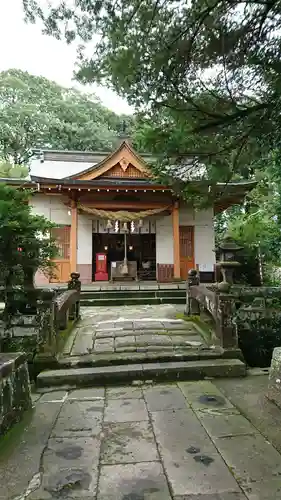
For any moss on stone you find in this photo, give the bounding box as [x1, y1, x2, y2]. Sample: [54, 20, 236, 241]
[1, 336, 37, 359]
[56, 319, 76, 354]
[0, 408, 33, 462]
[175, 313, 214, 344]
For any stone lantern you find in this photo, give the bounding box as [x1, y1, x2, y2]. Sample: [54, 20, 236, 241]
[217, 235, 243, 287]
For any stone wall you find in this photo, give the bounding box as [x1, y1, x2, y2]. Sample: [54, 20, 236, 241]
[268, 347, 281, 408]
[0, 353, 32, 435]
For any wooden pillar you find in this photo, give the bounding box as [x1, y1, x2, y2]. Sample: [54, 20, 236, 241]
[172, 201, 181, 279]
[70, 199, 78, 273]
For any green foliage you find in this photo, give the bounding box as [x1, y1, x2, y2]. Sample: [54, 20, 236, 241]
[0, 162, 28, 179]
[0, 69, 133, 165]
[0, 184, 57, 287]
[236, 305, 281, 367]
[22, 0, 281, 179]
[215, 166, 281, 283]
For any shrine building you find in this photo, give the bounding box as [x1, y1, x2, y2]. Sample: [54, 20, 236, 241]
[5, 141, 255, 285]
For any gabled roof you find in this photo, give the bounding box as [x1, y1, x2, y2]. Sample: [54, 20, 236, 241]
[65, 140, 151, 181]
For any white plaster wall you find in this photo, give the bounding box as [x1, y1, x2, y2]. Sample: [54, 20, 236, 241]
[30, 194, 70, 224]
[30, 159, 94, 179]
[156, 214, 174, 264]
[194, 207, 216, 270]
[179, 204, 195, 225]
[77, 213, 93, 265]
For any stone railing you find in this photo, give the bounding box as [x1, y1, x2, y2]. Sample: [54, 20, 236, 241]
[0, 352, 32, 435]
[55, 289, 80, 331]
[186, 270, 281, 364]
[0, 272, 81, 364]
[186, 271, 238, 349]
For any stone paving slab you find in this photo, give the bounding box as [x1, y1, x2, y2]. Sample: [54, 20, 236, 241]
[43, 436, 100, 469]
[4, 379, 281, 499]
[29, 468, 98, 499]
[94, 338, 114, 353]
[179, 381, 235, 410]
[198, 412, 259, 438]
[144, 385, 188, 411]
[243, 478, 281, 499]
[39, 390, 68, 403]
[151, 408, 241, 497]
[68, 388, 105, 400]
[104, 397, 149, 422]
[51, 400, 104, 437]
[106, 386, 143, 399]
[97, 462, 172, 500]
[101, 420, 158, 464]
[214, 433, 281, 484]
[172, 494, 247, 499]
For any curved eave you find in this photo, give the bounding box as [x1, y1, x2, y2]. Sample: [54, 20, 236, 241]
[214, 181, 257, 213]
[30, 175, 167, 190]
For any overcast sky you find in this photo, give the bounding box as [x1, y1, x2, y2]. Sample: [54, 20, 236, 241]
[0, 0, 133, 115]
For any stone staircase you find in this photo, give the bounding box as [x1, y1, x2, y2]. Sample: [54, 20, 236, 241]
[36, 305, 246, 388]
[79, 287, 186, 306]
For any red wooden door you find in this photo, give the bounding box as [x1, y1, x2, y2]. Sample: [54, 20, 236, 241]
[180, 226, 195, 280]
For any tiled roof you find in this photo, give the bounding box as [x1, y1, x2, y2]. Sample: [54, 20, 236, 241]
[30, 175, 160, 186]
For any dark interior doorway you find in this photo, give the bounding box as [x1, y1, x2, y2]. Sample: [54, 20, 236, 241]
[92, 233, 156, 281]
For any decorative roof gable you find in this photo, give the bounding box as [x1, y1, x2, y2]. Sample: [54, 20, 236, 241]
[66, 141, 151, 181]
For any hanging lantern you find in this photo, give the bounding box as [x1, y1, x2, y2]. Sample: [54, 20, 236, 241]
[106, 220, 113, 230]
[114, 220, 119, 233]
[138, 219, 143, 228]
[131, 221, 135, 233]
[123, 222, 128, 232]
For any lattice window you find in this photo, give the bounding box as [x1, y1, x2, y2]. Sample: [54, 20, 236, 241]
[51, 225, 70, 260]
[105, 163, 145, 178]
[180, 226, 194, 258]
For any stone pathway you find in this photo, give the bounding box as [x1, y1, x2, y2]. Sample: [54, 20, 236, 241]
[63, 305, 210, 359]
[2, 378, 281, 499]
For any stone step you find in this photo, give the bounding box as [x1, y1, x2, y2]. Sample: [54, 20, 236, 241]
[37, 358, 246, 388]
[80, 296, 186, 306]
[59, 348, 230, 369]
[80, 289, 186, 299]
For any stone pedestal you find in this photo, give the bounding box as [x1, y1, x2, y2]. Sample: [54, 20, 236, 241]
[267, 347, 281, 408]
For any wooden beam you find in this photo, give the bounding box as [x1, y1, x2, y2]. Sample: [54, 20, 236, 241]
[40, 185, 169, 192]
[78, 201, 172, 210]
[172, 201, 181, 279]
[70, 199, 78, 273]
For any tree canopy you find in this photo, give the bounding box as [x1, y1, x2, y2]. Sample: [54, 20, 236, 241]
[0, 162, 28, 179]
[0, 69, 133, 165]
[0, 184, 57, 287]
[22, 0, 281, 179]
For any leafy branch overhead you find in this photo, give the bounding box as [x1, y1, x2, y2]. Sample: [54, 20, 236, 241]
[23, 0, 281, 179]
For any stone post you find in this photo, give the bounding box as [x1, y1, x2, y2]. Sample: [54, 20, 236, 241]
[68, 272, 81, 292]
[185, 269, 200, 316]
[216, 293, 238, 348]
[68, 273, 81, 319]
